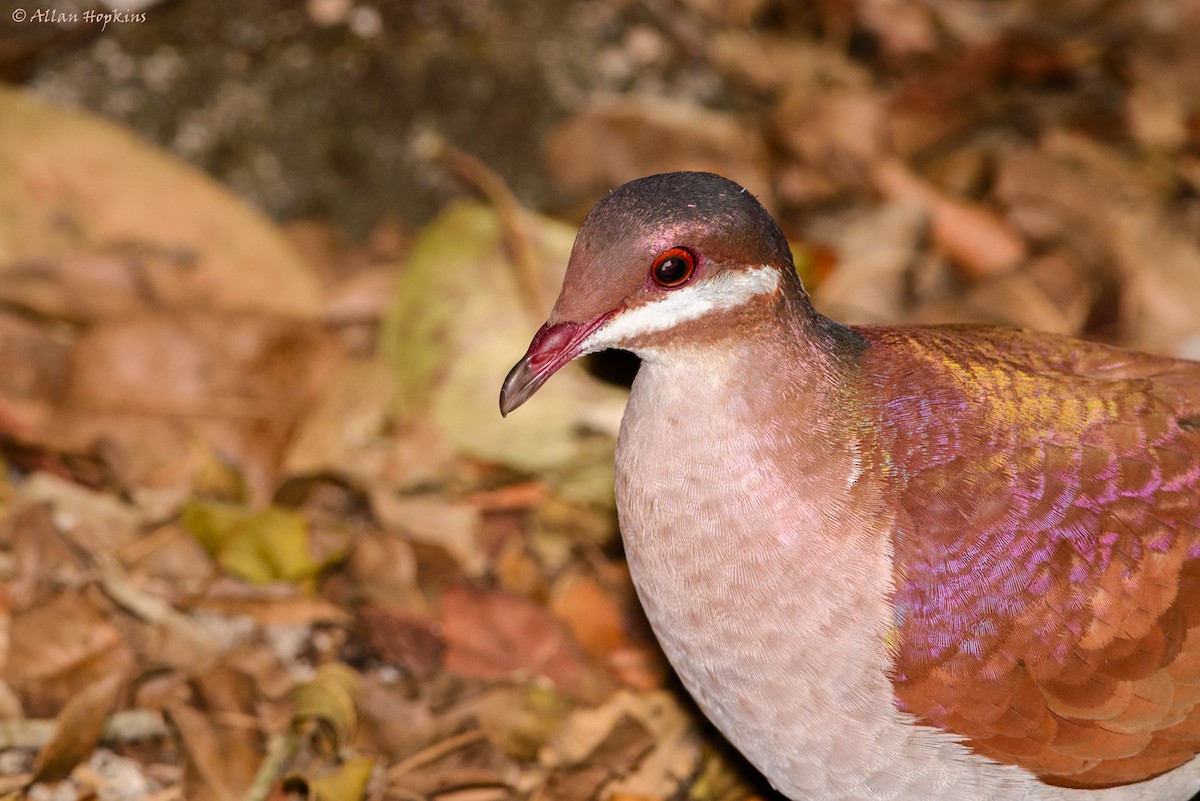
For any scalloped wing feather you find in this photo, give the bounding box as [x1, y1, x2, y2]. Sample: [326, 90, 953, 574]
[858, 326, 1200, 788]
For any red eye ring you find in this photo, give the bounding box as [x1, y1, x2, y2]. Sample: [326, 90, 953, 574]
[650, 247, 697, 288]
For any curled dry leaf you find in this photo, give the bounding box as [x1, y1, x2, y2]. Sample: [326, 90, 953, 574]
[292, 663, 361, 757]
[284, 755, 375, 801]
[31, 672, 123, 784]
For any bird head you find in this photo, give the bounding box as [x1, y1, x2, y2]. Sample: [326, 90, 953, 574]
[500, 172, 800, 415]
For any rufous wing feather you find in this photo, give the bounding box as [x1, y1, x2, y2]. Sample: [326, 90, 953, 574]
[858, 326, 1200, 788]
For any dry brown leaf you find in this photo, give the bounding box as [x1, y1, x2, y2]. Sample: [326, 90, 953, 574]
[1111, 209, 1200, 355]
[31, 672, 123, 784]
[3, 589, 133, 716]
[190, 595, 351, 628]
[122, 522, 217, 592]
[358, 604, 444, 679]
[773, 85, 885, 189]
[64, 310, 342, 502]
[549, 571, 628, 663]
[282, 359, 397, 484]
[355, 674, 438, 762]
[468, 685, 574, 763]
[884, 43, 1005, 156]
[13, 471, 141, 555]
[709, 32, 871, 95]
[169, 701, 261, 801]
[97, 558, 225, 676]
[372, 495, 484, 577]
[536, 715, 654, 801]
[873, 157, 1026, 279]
[543, 690, 702, 801]
[171, 664, 268, 800]
[493, 536, 545, 597]
[858, 0, 939, 59]
[809, 201, 926, 324]
[606, 646, 670, 692]
[0, 87, 322, 317]
[0, 588, 10, 688]
[341, 529, 421, 607]
[0, 311, 68, 438]
[4, 502, 86, 610]
[463, 481, 548, 512]
[680, 0, 767, 26]
[0, 247, 206, 325]
[441, 585, 606, 700]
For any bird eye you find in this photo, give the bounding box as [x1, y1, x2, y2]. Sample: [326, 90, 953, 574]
[650, 247, 696, 288]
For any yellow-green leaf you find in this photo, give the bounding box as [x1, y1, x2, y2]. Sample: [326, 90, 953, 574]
[292, 663, 361, 757]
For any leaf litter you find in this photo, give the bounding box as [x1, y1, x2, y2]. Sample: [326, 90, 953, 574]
[2, 2, 1200, 800]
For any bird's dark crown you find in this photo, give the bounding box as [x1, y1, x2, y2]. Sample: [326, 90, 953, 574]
[574, 171, 793, 271]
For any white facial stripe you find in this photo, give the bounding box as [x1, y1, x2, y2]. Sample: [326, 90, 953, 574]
[581, 265, 780, 353]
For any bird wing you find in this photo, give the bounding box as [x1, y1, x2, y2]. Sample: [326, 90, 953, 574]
[858, 325, 1200, 788]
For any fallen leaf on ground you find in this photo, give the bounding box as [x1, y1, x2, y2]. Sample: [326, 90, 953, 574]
[169, 700, 262, 801]
[549, 571, 628, 663]
[873, 157, 1026, 279]
[536, 715, 654, 801]
[3, 589, 133, 717]
[381, 200, 625, 474]
[31, 672, 123, 784]
[441, 585, 606, 700]
[0, 87, 322, 316]
[293, 663, 361, 757]
[358, 604, 444, 679]
[284, 754, 375, 801]
[184, 501, 343, 586]
[370, 495, 484, 577]
[809, 201, 926, 324]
